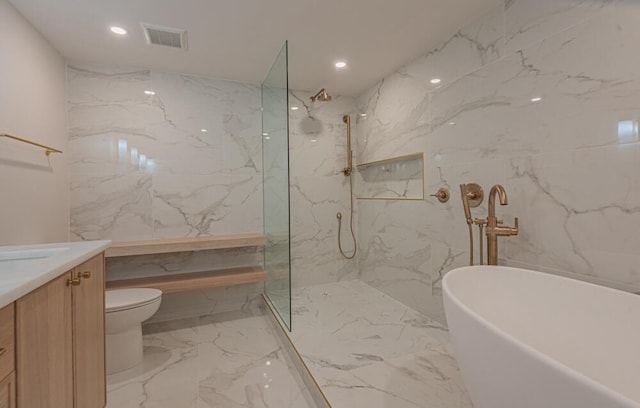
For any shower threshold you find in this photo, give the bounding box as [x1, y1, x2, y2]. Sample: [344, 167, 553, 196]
[264, 280, 473, 408]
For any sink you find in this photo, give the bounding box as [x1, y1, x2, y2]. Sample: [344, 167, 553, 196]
[0, 247, 69, 262]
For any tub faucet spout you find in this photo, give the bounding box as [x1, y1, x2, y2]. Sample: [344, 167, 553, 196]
[486, 184, 518, 265]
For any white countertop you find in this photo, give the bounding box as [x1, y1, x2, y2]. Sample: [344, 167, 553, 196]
[0, 240, 111, 308]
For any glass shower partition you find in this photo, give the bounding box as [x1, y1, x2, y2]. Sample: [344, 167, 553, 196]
[262, 42, 291, 330]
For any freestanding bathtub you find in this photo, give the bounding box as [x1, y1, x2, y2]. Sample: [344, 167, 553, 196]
[443, 266, 640, 408]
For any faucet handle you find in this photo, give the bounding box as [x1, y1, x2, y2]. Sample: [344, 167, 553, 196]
[510, 217, 519, 235]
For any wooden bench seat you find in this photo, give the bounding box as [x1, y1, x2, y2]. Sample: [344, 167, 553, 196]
[105, 233, 267, 292]
[106, 266, 266, 293]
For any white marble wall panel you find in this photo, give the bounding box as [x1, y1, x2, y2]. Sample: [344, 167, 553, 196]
[357, 200, 435, 318]
[505, 0, 616, 54]
[153, 173, 262, 238]
[70, 172, 153, 241]
[431, 6, 640, 166]
[405, 4, 505, 86]
[356, 4, 505, 165]
[505, 144, 640, 287]
[289, 91, 359, 288]
[356, 77, 431, 164]
[69, 63, 263, 241]
[68, 63, 263, 322]
[356, 0, 640, 325]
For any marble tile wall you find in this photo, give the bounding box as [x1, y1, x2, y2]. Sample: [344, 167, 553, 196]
[68, 64, 264, 321]
[356, 0, 640, 325]
[288, 91, 359, 287]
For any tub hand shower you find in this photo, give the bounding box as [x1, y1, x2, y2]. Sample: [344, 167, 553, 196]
[459, 183, 483, 265]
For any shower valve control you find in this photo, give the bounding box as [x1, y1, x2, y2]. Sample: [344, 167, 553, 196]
[430, 188, 450, 203]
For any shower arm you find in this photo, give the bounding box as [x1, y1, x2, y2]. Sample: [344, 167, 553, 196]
[342, 115, 352, 176]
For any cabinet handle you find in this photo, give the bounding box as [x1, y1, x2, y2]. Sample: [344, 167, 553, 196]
[66, 277, 81, 286]
[80, 271, 91, 279]
[0, 348, 5, 357]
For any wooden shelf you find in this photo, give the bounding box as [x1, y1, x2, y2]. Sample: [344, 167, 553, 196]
[105, 266, 266, 293]
[105, 233, 265, 258]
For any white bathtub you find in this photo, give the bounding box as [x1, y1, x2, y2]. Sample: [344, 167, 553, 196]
[443, 266, 640, 408]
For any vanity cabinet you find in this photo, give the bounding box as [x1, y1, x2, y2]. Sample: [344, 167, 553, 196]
[0, 303, 15, 408]
[16, 273, 73, 407]
[15, 253, 105, 408]
[0, 373, 16, 408]
[71, 254, 106, 408]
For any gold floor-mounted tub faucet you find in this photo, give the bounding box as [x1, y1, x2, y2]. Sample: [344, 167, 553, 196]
[485, 184, 519, 265]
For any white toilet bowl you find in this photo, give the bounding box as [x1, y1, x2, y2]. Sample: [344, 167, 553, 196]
[105, 288, 162, 374]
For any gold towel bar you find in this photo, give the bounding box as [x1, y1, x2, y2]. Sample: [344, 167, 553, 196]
[0, 133, 63, 156]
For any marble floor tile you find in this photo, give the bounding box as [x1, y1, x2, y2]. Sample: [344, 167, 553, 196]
[287, 280, 472, 408]
[106, 324, 199, 408]
[107, 309, 316, 408]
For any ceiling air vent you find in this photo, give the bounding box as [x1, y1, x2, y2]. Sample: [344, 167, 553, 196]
[141, 23, 188, 50]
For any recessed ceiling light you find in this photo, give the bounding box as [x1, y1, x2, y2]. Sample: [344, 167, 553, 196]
[359, 113, 367, 117]
[430, 78, 442, 84]
[265, 136, 271, 140]
[531, 97, 542, 102]
[200, 128, 207, 133]
[449, 121, 456, 126]
[110, 26, 127, 35]
[311, 139, 317, 143]
[335, 61, 347, 69]
[262, 132, 269, 136]
[144, 90, 155, 95]
[291, 106, 299, 111]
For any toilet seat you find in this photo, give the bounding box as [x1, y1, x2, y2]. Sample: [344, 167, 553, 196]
[106, 288, 163, 313]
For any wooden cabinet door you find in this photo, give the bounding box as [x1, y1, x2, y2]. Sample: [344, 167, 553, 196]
[0, 304, 15, 382]
[72, 254, 106, 408]
[16, 273, 73, 408]
[0, 372, 15, 408]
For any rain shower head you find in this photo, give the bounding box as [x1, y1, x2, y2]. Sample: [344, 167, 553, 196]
[310, 88, 332, 102]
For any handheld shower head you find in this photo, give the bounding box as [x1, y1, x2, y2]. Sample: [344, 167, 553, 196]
[310, 88, 332, 102]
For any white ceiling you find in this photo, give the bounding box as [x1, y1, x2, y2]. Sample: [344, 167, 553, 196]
[9, 0, 501, 96]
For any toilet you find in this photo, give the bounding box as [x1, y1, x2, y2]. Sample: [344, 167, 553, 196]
[105, 288, 163, 374]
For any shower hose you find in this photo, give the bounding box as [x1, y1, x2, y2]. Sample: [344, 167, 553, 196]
[337, 171, 357, 259]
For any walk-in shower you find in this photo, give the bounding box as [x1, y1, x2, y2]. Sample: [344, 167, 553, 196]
[308, 88, 357, 260]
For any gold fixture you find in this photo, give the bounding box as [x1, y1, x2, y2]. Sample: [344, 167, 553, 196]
[80, 271, 92, 279]
[430, 187, 450, 203]
[310, 88, 332, 102]
[0, 133, 63, 156]
[337, 114, 356, 259]
[460, 183, 484, 265]
[473, 218, 487, 265]
[67, 276, 82, 286]
[0, 348, 5, 357]
[342, 115, 353, 176]
[485, 184, 519, 265]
